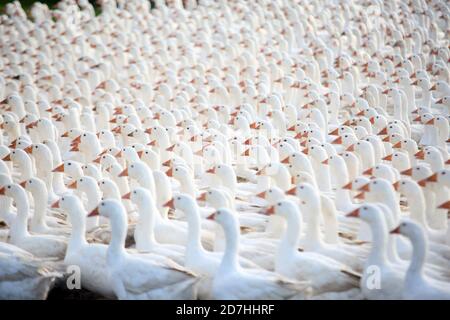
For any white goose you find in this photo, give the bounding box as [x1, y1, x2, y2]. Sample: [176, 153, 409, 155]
[88, 199, 199, 300]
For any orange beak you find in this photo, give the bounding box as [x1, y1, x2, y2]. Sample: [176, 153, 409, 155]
[392, 181, 400, 191]
[265, 206, 275, 215]
[88, 206, 99, 217]
[281, 157, 290, 164]
[51, 200, 60, 209]
[346, 208, 360, 218]
[378, 127, 388, 135]
[2, 154, 11, 161]
[166, 144, 175, 152]
[122, 192, 131, 200]
[256, 167, 265, 176]
[390, 226, 401, 234]
[346, 144, 354, 152]
[72, 135, 81, 144]
[70, 144, 79, 152]
[24, 145, 33, 154]
[163, 198, 175, 209]
[401, 168, 413, 176]
[206, 213, 215, 220]
[415, 150, 424, 159]
[331, 136, 342, 144]
[417, 179, 427, 187]
[197, 193, 207, 201]
[354, 192, 365, 200]
[329, 128, 339, 135]
[52, 163, 64, 172]
[392, 141, 402, 148]
[363, 168, 373, 175]
[426, 173, 438, 182]
[342, 182, 352, 190]
[241, 149, 250, 157]
[119, 168, 128, 177]
[68, 180, 77, 189]
[19, 181, 27, 188]
[382, 154, 393, 161]
[206, 167, 216, 174]
[322, 158, 329, 165]
[437, 201, 450, 210]
[256, 191, 266, 199]
[425, 118, 434, 125]
[286, 186, 296, 195]
[166, 168, 173, 177]
[359, 183, 370, 192]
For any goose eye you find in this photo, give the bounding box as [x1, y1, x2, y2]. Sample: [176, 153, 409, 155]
[133, 191, 136, 194]
[177, 197, 180, 200]
[68, 163, 71, 165]
[80, 179, 83, 182]
[62, 197, 64, 201]
[102, 181, 105, 184]
[101, 202, 105, 206]
[131, 165, 134, 168]
[7, 186, 11, 189]
[277, 202, 281, 206]
[363, 206, 367, 210]
[442, 172, 446, 175]
[402, 182, 405, 185]
[373, 181, 377, 184]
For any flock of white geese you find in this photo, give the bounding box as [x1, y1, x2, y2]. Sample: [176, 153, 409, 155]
[0, 0, 449, 300]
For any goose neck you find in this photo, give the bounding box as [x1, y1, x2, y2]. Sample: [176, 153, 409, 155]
[406, 231, 427, 278]
[67, 205, 88, 251]
[219, 220, 240, 274]
[279, 212, 301, 256]
[366, 217, 388, 267]
[185, 204, 205, 255]
[10, 191, 30, 239]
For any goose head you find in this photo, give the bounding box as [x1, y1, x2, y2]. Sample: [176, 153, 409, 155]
[127, 187, 154, 209]
[390, 220, 425, 242]
[207, 208, 237, 231]
[54, 194, 85, 222]
[346, 203, 385, 225]
[270, 199, 300, 222]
